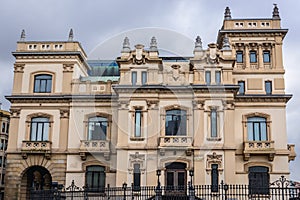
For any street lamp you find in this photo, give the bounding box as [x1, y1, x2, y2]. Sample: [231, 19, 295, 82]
[156, 169, 161, 187]
[189, 169, 194, 186]
[122, 182, 127, 200]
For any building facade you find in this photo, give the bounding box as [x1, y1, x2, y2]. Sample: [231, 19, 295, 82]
[4, 5, 296, 199]
[0, 109, 9, 199]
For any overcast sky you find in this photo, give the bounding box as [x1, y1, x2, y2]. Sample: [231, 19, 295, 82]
[0, 0, 300, 181]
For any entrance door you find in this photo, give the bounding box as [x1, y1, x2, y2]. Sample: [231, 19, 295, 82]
[165, 162, 187, 194]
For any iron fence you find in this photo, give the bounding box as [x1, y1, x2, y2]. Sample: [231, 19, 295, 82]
[30, 176, 300, 200]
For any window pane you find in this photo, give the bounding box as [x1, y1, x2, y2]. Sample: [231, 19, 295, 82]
[135, 110, 141, 137]
[37, 123, 43, 141]
[205, 71, 211, 85]
[263, 51, 270, 63]
[265, 81, 272, 95]
[260, 122, 267, 140]
[247, 122, 254, 141]
[30, 123, 37, 141]
[165, 110, 186, 136]
[238, 81, 245, 94]
[177, 172, 185, 187]
[247, 117, 267, 141]
[133, 164, 141, 191]
[46, 79, 52, 92]
[211, 110, 217, 137]
[236, 51, 243, 63]
[142, 71, 147, 85]
[132, 72, 137, 85]
[88, 117, 108, 140]
[166, 172, 174, 187]
[43, 123, 49, 141]
[215, 71, 221, 84]
[250, 51, 257, 63]
[211, 164, 219, 192]
[34, 75, 52, 93]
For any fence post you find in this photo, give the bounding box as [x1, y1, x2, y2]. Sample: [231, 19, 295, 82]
[122, 182, 127, 200]
[189, 181, 195, 200]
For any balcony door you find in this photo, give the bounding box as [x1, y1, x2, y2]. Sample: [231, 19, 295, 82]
[165, 162, 187, 194]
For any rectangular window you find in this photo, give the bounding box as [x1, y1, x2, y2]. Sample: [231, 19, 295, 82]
[0, 157, 2, 167]
[238, 81, 245, 95]
[30, 117, 49, 141]
[265, 81, 272, 95]
[0, 140, 3, 150]
[135, 110, 142, 137]
[6, 123, 9, 134]
[34, 74, 52, 93]
[263, 51, 270, 63]
[211, 164, 219, 192]
[215, 71, 221, 84]
[133, 164, 141, 191]
[1, 123, 5, 133]
[86, 166, 105, 192]
[141, 71, 147, 85]
[249, 166, 269, 195]
[211, 110, 217, 138]
[247, 117, 267, 141]
[250, 51, 257, 63]
[205, 71, 211, 85]
[236, 51, 243, 63]
[132, 72, 137, 85]
[165, 110, 187, 136]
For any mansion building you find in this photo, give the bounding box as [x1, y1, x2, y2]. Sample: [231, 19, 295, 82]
[4, 5, 296, 199]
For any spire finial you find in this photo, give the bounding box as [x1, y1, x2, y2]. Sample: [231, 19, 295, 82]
[272, 3, 280, 19]
[149, 36, 158, 51]
[20, 29, 26, 41]
[222, 34, 231, 50]
[194, 36, 203, 51]
[68, 29, 74, 41]
[224, 7, 232, 20]
[122, 37, 131, 52]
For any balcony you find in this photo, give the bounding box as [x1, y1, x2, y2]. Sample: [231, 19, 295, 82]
[159, 136, 193, 156]
[21, 141, 52, 159]
[243, 140, 275, 161]
[79, 140, 110, 161]
[288, 144, 296, 161]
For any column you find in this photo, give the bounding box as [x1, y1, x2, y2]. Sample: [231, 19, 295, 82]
[62, 64, 74, 93]
[59, 109, 69, 151]
[244, 44, 250, 68]
[272, 43, 276, 69]
[12, 64, 25, 94]
[258, 44, 263, 69]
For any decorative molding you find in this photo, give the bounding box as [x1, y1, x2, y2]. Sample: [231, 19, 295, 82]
[14, 63, 25, 73]
[63, 63, 74, 72]
[60, 109, 70, 118]
[206, 152, 223, 174]
[128, 152, 146, 174]
[10, 108, 21, 118]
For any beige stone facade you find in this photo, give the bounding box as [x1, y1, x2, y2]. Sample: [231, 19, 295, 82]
[0, 109, 9, 199]
[4, 5, 296, 199]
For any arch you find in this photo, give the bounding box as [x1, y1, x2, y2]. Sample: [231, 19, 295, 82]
[30, 71, 55, 93]
[25, 113, 54, 142]
[244, 161, 273, 173]
[160, 157, 192, 170]
[20, 165, 52, 200]
[82, 160, 110, 173]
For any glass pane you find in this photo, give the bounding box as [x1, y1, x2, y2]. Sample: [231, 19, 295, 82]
[211, 110, 217, 137]
[135, 110, 141, 137]
[34, 80, 40, 92]
[46, 79, 52, 92]
[132, 72, 137, 85]
[211, 164, 219, 192]
[37, 123, 43, 141]
[238, 81, 245, 94]
[261, 122, 267, 140]
[215, 71, 221, 84]
[167, 172, 174, 187]
[265, 81, 272, 94]
[254, 122, 260, 141]
[263, 51, 270, 63]
[142, 71, 147, 85]
[165, 110, 186, 136]
[236, 51, 243, 63]
[247, 122, 254, 141]
[43, 123, 49, 141]
[205, 71, 211, 85]
[40, 80, 46, 92]
[250, 51, 257, 63]
[178, 172, 185, 187]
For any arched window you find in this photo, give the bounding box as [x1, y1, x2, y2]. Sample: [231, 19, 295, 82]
[165, 109, 186, 136]
[85, 165, 105, 192]
[34, 74, 52, 93]
[247, 117, 267, 141]
[249, 166, 269, 194]
[30, 117, 49, 141]
[88, 117, 107, 140]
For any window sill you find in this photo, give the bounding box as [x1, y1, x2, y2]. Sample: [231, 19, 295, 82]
[207, 137, 221, 141]
[130, 137, 145, 141]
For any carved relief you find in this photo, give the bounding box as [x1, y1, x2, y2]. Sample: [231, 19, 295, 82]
[128, 152, 146, 174]
[60, 109, 70, 118]
[14, 63, 25, 73]
[10, 108, 21, 118]
[63, 64, 74, 72]
[206, 152, 223, 174]
[171, 65, 180, 81]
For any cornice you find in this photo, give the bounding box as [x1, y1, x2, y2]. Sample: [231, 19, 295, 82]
[235, 94, 292, 103]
